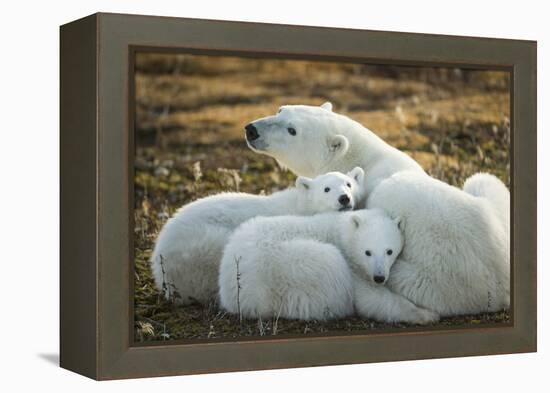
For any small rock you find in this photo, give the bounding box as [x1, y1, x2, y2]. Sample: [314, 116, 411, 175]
[154, 166, 170, 177]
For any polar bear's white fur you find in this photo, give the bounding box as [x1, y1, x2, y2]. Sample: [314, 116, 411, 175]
[245, 103, 510, 316]
[151, 168, 365, 305]
[370, 171, 509, 315]
[463, 172, 510, 235]
[245, 101, 424, 195]
[219, 209, 439, 324]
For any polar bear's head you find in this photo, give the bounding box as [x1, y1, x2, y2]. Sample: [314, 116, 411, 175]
[344, 209, 403, 285]
[245, 102, 349, 177]
[296, 167, 365, 213]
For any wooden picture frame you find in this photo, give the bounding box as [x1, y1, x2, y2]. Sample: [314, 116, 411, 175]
[60, 12, 537, 380]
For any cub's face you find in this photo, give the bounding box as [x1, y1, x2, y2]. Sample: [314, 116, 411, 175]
[296, 167, 365, 213]
[346, 210, 403, 285]
[244, 102, 349, 177]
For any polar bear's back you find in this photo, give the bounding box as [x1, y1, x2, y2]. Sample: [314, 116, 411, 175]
[173, 192, 278, 227]
[369, 170, 486, 217]
[228, 212, 339, 248]
[150, 192, 278, 304]
[368, 171, 504, 260]
[463, 173, 510, 234]
[152, 192, 276, 265]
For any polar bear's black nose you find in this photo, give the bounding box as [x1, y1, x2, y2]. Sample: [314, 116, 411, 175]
[373, 275, 385, 284]
[245, 123, 260, 141]
[338, 194, 350, 206]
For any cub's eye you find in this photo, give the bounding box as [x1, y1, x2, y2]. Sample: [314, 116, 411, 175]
[278, 108, 282, 113]
[324, 187, 330, 193]
[346, 182, 351, 188]
[365, 250, 372, 256]
[387, 249, 393, 256]
[287, 127, 297, 136]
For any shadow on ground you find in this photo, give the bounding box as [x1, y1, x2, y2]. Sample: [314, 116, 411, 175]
[38, 353, 59, 366]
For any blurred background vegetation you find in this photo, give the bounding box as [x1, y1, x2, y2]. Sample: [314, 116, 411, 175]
[134, 53, 510, 343]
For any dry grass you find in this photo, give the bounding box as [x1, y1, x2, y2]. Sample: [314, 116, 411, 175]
[133, 53, 510, 343]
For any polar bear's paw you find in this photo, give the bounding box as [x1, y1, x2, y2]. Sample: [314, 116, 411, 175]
[410, 307, 440, 325]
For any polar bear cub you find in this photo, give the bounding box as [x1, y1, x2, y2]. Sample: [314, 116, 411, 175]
[219, 209, 439, 324]
[151, 167, 366, 305]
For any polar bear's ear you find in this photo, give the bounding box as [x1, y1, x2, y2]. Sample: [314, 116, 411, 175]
[393, 216, 404, 231]
[328, 135, 349, 156]
[320, 102, 333, 112]
[296, 176, 312, 191]
[350, 214, 361, 229]
[348, 167, 365, 186]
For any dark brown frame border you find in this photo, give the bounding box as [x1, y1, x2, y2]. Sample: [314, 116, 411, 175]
[60, 12, 537, 380]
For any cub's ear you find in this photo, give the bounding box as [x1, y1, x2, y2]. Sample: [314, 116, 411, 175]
[393, 216, 404, 231]
[296, 176, 312, 190]
[320, 101, 333, 112]
[347, 166, 364, 185]
[328, 135, 349, 156]
[350, 214, 361, 229]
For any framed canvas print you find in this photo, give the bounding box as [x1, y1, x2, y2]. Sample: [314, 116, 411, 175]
[60, 13, 537, 380]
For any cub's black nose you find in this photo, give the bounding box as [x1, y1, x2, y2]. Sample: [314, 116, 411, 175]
[338, 194, 350, 206]
[373, 275, 385, 284]
[245, 123, 259, 141]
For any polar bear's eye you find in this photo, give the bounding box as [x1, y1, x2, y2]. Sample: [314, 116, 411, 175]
[365, 250, 372, 256]
[324, 187, 330, 193]
[287, 127, 297, 136]
[346, 182, 351, 188]
[387, 249, 393, 256]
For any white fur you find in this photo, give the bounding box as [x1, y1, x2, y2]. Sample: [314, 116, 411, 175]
[370, 171, 509, 316]
[246, 102, 424, 195]
[151, 168, 365, 305]
[246, 103, 510, 317]
[219, 209, 438, 323]
[463, 172, 510, 235]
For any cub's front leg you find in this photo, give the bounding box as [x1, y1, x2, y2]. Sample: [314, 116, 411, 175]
[352, 276, 439, 324]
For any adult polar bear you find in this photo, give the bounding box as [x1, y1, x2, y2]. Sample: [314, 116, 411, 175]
[244, 102, 510, 317]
